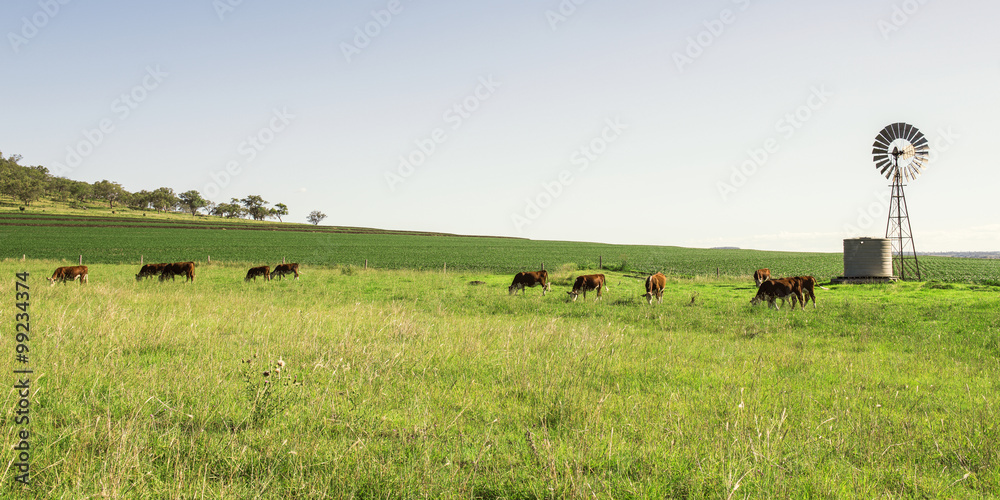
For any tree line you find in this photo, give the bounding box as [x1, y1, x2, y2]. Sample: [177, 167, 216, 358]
[0, 151, 311, 223]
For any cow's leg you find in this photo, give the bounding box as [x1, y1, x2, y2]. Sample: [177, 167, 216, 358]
[81, 274, 88, 285]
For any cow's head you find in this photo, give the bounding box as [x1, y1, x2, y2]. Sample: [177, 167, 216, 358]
[642, 292, 654, 305]
[48, 276, 57, 286]
[567, 290, 579, 301]
[508, 284, 517, 295]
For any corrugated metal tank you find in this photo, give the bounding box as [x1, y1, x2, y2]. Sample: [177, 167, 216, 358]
[843, 238, 893, 278]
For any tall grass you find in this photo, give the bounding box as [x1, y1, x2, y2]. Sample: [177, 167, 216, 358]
[2, 260, 998, 497]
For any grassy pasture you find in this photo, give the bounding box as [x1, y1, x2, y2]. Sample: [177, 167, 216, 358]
[5, 212, 1000, 283]
[2, 260, 998, 498]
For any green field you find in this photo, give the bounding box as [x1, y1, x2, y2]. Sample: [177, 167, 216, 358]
[2, 260, 998, 498]
[2, 207, 1000, 497]
[4, 211, 1000, 282]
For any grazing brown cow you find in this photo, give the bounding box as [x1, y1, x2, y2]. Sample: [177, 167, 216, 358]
[753, 268, 771, 287]
[567, 274, 606, 302]
[159, 262, 196, 282]
[136, 263, 169, 281]
[750, 278, 804, 310]
[790, 276, 817, 307]
[643, 272, 666, 305]
[271, 263, 299, 280]
[245, 266, 270, 282]
[508, 270, 550, 296]
[48, 266, 88, 285]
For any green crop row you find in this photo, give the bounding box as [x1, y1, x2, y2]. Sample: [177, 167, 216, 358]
[3, 220, 997, 283]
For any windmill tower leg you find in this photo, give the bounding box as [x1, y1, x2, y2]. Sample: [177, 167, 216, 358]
[885, 173, 921, 280]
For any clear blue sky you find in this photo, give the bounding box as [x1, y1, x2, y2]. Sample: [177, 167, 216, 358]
[3, 0, 998, 251]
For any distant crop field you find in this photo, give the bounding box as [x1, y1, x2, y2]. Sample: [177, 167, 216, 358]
[3, 213, 998, 283]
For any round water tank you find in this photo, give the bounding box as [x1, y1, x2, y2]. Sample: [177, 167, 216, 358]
[843, 238, 893, 278]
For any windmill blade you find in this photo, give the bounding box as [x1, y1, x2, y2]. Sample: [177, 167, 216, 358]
[912, 135, 929, 149]
[880, 163, 894, 177]
[875, 158, 893, 171]
[899, 123, 913, 142]
[873, 138, 891, 153]
[892, 122, 906, 139]
[877, 130, 895, 146]
[902, 123, 919, 144]
[907, 165, 920, 179]
[876, 128, 895, 146]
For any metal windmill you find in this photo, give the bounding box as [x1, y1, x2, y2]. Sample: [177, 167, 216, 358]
[872, 122, 929, 280]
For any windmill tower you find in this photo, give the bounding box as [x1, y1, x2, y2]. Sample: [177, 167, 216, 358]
[872, 123, 929, 280]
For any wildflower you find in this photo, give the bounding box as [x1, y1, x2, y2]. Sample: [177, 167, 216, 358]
[277, 359, 285, 368]
[263, 371, 270, 377]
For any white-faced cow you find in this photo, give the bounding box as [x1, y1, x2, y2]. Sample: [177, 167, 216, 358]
[271, 263, 299, 280]
[567, 274, 606, 302]
[508, 270, 550, 296]
[159, 262, 196, 282]
[750, 278, 804, 310]
[48, 266, 88, 286]
[643, 272, 666, 304]
[135, 263, 168, 281]
[753, 268, 771, 287]
[245, 266, 270, 282]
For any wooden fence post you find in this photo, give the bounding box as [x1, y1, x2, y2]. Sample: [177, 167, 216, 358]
[141, 255, 144, 266]
[599, 255, 602, 270]
[364, 259, 368, 269]
[79, 255, 83, 265]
